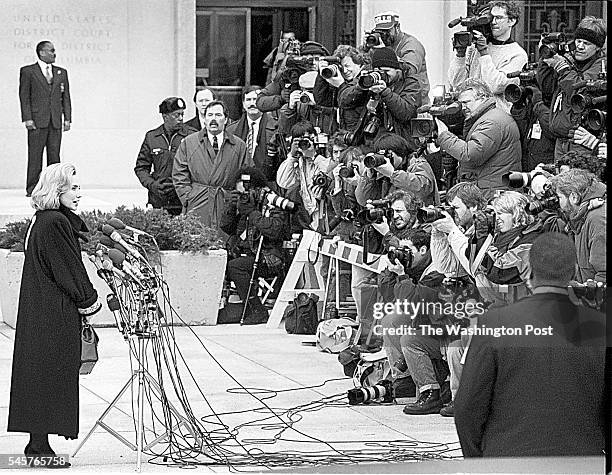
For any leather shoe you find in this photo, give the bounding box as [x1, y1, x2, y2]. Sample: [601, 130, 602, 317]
[403, 389, 442, 415]
[440, 400, 454, 417]
[25, 443, 71, 468]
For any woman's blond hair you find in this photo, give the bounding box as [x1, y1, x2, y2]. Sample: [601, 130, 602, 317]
[492, 191, 534, 229]
[31, 163, 77, 211]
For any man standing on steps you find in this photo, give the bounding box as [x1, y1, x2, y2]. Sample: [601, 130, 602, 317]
[19, 41, 72, 197]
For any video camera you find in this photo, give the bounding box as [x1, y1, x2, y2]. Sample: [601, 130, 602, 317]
[387, 246, 413, 268]
[539, 32, 574, 59]
[240, 174, 296, 212]
[448, 0, 492, 49]
[570, 77, 607, 134]
[356, 198, 393, 225]
[505, 63, 540, 105]
[363, 30, 391, 50]
[416, 205, 455, 224]
[411, 89, 462, 139]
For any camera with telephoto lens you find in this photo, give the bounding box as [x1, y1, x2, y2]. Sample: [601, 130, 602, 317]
[358, 70, 390, 89]
[319, 56, 342, 79]
[582, 109, 607, 133]
[347, 379, 394, 405]
[502, 171, 550, 190]
[417, 205, 455, 224]
[525, 186, 559, 215]
[387, 247, 413, 268]
[539, 32, 575, 59]
[570, 79, 607, 113]
[239, 174, 295, 212]
[364, 30, 391, 49]
[448, 0, 493, 49]
[356, 198, 393, 225]
[364, 150, 393, 168]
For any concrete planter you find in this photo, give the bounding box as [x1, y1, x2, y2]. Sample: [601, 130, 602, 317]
[0, 249, 226, 328]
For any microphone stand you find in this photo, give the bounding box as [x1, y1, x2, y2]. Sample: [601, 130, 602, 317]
[240, 234, 265, 325]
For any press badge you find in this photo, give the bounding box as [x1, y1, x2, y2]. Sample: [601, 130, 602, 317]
[530, 121, 542, 140]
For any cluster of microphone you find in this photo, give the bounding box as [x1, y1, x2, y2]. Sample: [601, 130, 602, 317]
[89, 217, 157, 289]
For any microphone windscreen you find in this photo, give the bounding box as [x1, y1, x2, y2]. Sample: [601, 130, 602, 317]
[108, 248, 126, 267]
[101, 224, 116, 237]
[99, 235, 115, 248]
[107, 217, 127, 230]
[114, 242, 129, 255]
[447, 18, 462, 28]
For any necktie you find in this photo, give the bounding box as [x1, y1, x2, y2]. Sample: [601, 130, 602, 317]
[246, 122, 254, 158]
[212, 135, 219, 155]
[45, 65, 52, 84]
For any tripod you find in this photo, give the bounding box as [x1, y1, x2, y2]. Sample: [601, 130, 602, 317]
[72, 333, 199, 472]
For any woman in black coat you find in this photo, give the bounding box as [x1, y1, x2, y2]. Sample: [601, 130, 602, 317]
[8, 163, 101, 464]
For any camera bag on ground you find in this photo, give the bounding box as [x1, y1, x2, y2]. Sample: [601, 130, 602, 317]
[316, 317, 359, 353]
[284, 293, 320, 334]
[353, 349, 391, 388]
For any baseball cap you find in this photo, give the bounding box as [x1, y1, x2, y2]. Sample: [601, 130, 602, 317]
[374, 11, 399, 30]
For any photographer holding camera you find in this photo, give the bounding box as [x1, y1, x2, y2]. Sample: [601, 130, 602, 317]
[548, 16, 607, 161]
[364, 11, 430, 106]
[221, 167, 293, 325]
[435, 79, 521, 200]
[448, 1, 527, 113]
[429, 182, 489, 278]
[548, 168, 606, 284]
[276, 121, 332, 232]
[355, 133, 440, 206]
[378, 227, 454, 414]
[338, 47, 421, 146]
[256, 41, 330, 113]
[314, 45, 370, 131]
[474, 191, 544, 307]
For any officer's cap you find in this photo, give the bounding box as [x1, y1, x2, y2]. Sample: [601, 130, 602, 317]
[159, 97, 186, 114]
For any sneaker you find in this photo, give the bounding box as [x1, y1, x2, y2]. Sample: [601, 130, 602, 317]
[402, 389, 442, 415]
[440, 400, 454, 417]
[393, 376, 416, 398]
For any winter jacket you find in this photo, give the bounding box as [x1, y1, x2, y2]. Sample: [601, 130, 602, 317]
[565, 181, 606, 283]
[314, 75, 364, 131]
[437, 98, 522, 201]
[549, 52, 606, 160]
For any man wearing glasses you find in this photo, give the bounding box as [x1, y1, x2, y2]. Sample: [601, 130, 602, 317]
[448, 0, 527, 112]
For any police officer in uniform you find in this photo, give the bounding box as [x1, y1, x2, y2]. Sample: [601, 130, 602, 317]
[135, 97, 196, 215]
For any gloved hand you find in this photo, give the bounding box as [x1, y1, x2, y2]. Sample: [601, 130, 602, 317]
[226, 190, 242, 206]
[597, 142, 607, 160]
[472, 31, 488, 55]
[280, 87, 292, 104]
[160, 179, 175, 196]
[237, 192, 258, 216]
[473, 210, 494, 240]
[570, 126, 600, 150]
[543, 53, 570, 74]
[150, 180, 164, 196]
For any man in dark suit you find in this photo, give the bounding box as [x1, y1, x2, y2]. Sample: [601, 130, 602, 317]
[184, 87, 215, 132]
[227, 85, 278, 182]
[455, 232, 606, 458]
[19, 41, 71, 196]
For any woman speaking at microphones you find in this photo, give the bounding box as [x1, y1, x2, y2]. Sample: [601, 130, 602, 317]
[8, 163, 101, 468]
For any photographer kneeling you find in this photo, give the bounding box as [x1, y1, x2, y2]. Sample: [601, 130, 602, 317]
[378, 228, 461, 414]
[221, 167, 292, 325]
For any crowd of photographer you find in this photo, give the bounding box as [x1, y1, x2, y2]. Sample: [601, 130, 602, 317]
[130, 0, 607, 449]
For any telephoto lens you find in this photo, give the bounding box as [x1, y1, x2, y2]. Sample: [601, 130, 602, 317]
[417, 206, 449, 223]
[358, 71, 388, 89]
[364, 152, 387, 168]
[313, 172, 330, 187]
[321, 64, 340, 79]
[502, 171, 531, 188]
[387, 247, 413, 268]
[260, 190, 296, 212]
[347, 379, 394, 405]
[299, 92, 311, 103]
[525, 191, 559, 214]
